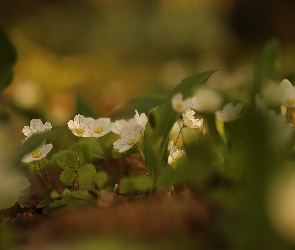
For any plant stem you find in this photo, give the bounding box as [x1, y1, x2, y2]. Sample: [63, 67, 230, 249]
[175, 125, 185, 145]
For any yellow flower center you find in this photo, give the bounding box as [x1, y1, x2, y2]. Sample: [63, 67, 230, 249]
[286, 98, 295, 106]
[75, 127, 85, 136]
[128, 137, 137, 146]
[176, 103, 183, 111]
[31, 150, 42, 159]
[94, 126, 104, 134]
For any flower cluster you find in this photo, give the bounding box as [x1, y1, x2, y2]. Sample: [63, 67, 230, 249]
[67, 110, 148, 153]
[21, 119, 53, 163]
[171, 87, 244, 124]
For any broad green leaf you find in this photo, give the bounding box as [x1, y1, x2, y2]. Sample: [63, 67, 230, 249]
[0, 28, 17, 92]
[0, 176, 31, 210]
[77, 164, 96, 189]
[95, 171, 108, 189]
[60, 169, 76, 185]
[49, 196, 73, 208]
[120, 176, 153, 194]
[112, 93, 168, 119]
[50, 190, 60, 198]
[143, 69, 220, 174]
[57, 151, 78, 169]
[11, 127, 70, 168]
[252, 39, 280, 100]
[71, 190, 93, 201]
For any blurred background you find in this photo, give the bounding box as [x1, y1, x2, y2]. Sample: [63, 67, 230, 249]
[1, 0, 295, 143]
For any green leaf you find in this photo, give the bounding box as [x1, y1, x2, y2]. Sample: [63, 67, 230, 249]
[0, 28, 17, 92]
[11, 127, 70, 168]
[143, 69, 220, 174]
[60, 169, 76, 185]
[49, 197, 73, 208]
[252, 39, 280, 100]
[50, 190, 60, 198]
[112, 93, 168, 119]
[77, 164, 96, 189]
[120, 176, 153, 194]
[57, 151, 78, 169]
[95, 171, 108, 189]
[36, 198, 54, 208]
[71, 190, 93, 201]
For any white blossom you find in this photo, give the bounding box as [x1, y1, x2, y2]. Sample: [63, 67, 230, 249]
[280, 79, 295, 108]
[134, 110, 148, 130]
[171, 93, 191, 113]
[22, 143, 53, 163]
[216, 102, 244, 122]
[22, 119, 52, 138]
[111, 119, 129, 135]
[182, 109, 203, 128]
[67, 114, 93, 137]
[88, 117, 114, 137]
[191, 87, 223, 113]
[113, 119, 142, 153]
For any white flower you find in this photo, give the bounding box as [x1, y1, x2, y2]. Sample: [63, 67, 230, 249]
[134, 110, 148, 130]
[22, 119, 52, 138]
[171, 93, 191, 113]
[88, 117, 114, 137]
[216, 102, 244, 122]
[22, 143, 53, 163]
[191, 87, 223, 113]
[182, 109, 203, 128]
[111, 119, 129, 135]
[167, 141, 186, 168]
[67, 114, 93, 137]
[260, 82, 281, 107]
[280, 79, 295, 108]
[113, 120, 142, 153]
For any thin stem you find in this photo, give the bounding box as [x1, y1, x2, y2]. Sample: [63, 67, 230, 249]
[136, 143, 145, 163]
[175, 125, 185, 145]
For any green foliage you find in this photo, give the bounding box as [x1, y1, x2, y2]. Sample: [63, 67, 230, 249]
[57, 151, 78, 169]
[120, 176, 153, 194]
[77, 164, 96, 189]
[60, 169, 76, 185]
[143, 69, 220, 175]
[95, 171, 108, 189]
[0, 28, 17, 92]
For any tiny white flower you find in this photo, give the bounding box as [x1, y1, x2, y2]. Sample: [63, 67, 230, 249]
[22, 143, 53, 163]
[182, 109, 203, 128]
[67, 114, 93, 137]
[168, 141, 177, 154]
[111, 119, 129, 134]
[134, 110, 148, 130]
[113, 119, 142, 153]
[22, 119, 52, 138]
[167, 141, 186, 168]
[261, 82, 281, 107]
[216, 102, 244, 122]
[280, 79, 295, 108]
[191, 87, 223, 113]
[88, 117, 114, 137]
[171, 93, 191, 113]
